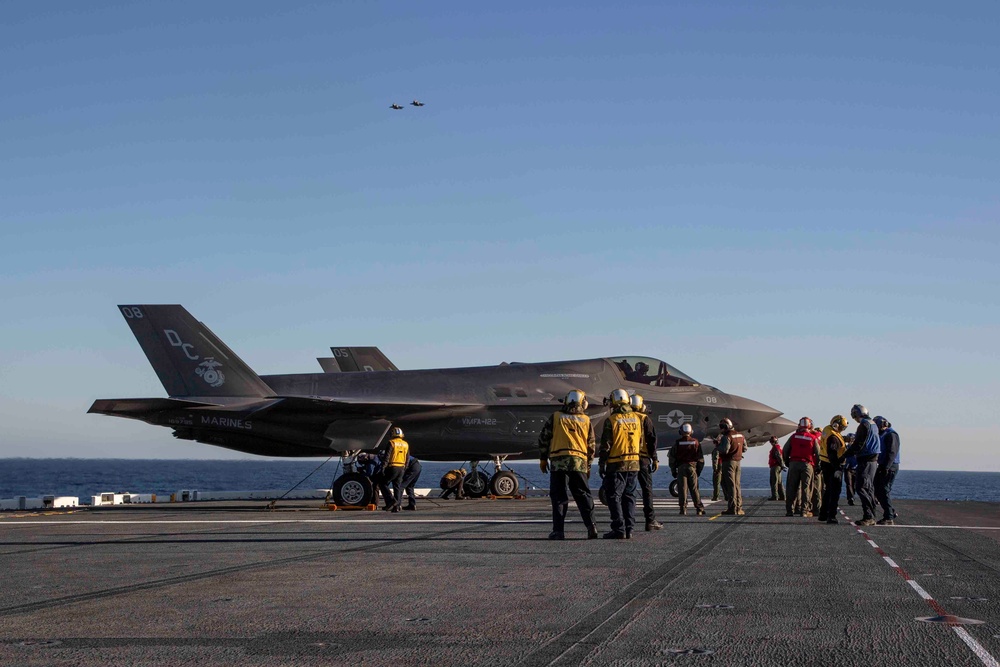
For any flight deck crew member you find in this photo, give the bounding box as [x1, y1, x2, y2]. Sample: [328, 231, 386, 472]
[599, 388, 642, 539]
[845, 404, 881, 527]
[440, 468, 467, 499]
[819, 415, 849, 523]
[783, 418, 821, 517]
[538, 389, 599, 540]
[843, 435, 857, 505]
[631, 394, 663, 531]
[715, 418, 747, 516]
[669, 423, 706, 515]
[711, 448, 722, 502]
[401, 455, 422, 511]
[767, 437, 786, 501]
[874, 416, 900, 525]
[377, 427, 409, 512]
[809, 426, 825, 516]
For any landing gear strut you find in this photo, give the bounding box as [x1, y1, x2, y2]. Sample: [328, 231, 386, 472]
[463, 461, 490, 498]
[488, 456, 520, 497]
[328, 452, 375, 507]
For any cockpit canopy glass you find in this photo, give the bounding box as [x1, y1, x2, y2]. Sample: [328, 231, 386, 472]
[609, 356, 699, 387]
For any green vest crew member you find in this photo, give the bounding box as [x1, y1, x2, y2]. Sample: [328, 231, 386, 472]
[377, 427, 409, 512]
[538, 389, 598, 540]
[599, 389, 642, 539]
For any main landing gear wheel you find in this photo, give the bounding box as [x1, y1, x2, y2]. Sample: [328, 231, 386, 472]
[331, 473, 373, 507]
[669, 479, 680, 498]
[489, 470, 519, 496]
[463, 470, 490, 498]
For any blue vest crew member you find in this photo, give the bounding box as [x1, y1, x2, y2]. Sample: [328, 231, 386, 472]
[378, 427, 409, 512]
[538, 389, 598, 540]
[599, 389, 642, 539]
[873, 416, 900, 525]
[401, 455, 422, 511]
[846, 404, 881, 526]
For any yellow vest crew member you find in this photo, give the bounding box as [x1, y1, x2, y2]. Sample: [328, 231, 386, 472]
[599, 389, 642, 539]
[819, 415, 849, 524]
[538, 389, 598, 540]
[378, 427, 409, 512]
[440, 468, 467, 500]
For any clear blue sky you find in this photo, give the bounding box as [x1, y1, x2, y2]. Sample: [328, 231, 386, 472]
[1, 2, 998, 470]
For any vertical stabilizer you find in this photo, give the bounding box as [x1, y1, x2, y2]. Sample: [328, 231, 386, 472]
[116, 305, 275, 398]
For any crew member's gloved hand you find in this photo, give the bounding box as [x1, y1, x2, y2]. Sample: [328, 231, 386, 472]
[599, 464, 606, 479]
[539, 460, 548, 474]
[671, 468, 678, 478]
[650, 459, 659, 473]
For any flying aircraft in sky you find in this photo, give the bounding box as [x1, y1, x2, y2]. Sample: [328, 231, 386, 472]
[410, 100, 425, 107]
[90, 305, 795, 505]
[390, 103, 404, 110]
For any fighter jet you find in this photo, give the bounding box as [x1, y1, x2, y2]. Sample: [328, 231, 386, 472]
[318, 347, 398, 373]
[390, 103, 404, 110]
[90, 305, 795, 505]
[410, 100, 424, 107]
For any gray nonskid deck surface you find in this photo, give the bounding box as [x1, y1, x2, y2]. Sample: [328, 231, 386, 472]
[1, 497, 998, 666]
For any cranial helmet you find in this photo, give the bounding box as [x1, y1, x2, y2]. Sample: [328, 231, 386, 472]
[798, 417, 813, 429]
[391, 427, 404, 438]
[873, 416, 890, 430]
[564, 389, 587, 409]
[610, 388, 630, 406]
[630, 394, 644, 412]
[680, 423, 694, 437]
[719, 418, 733, 431]
[831, 415, 848, 431]
[850, 404, 869, 420]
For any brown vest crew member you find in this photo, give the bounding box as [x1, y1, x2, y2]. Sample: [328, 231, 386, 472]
[716, 419, 746, 515]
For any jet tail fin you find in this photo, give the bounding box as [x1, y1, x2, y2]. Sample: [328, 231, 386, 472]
[317, 346, 399, 373]
[116, 305, 275, 398]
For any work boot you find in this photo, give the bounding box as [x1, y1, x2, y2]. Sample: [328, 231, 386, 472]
[404, 505, 416, 511]
[625, 529, 633, 540]
[856, 518, 876, 526]
[382, 505, 393, 512]
[847, 499, 855, 506]
[646, 520, 663, 530]
[736, 510, 745, 516]
[391, 506, 401, 513]
[711, 495, 719, 502]
[603, 531, 626, 540]
[786, 511, 794, 517]
[587, 526, 599, 539]
[548, 531, 565, 540]
[802, 511, 813, 518]
[768, 496, 777, 501]
[876, 518, 894, 525]
[696, 507, 705, 516]
[826, 518, 839, 524]
[778, 495, 785, 501]
[720, 510, 735, 515]
[678, 508, 687, 516]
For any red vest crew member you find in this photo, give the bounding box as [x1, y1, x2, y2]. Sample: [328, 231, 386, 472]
[782, 419, 820, 517]
[767, 437, 786, 501]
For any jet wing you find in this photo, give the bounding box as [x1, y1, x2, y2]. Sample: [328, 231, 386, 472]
[251, 396, 484, 421]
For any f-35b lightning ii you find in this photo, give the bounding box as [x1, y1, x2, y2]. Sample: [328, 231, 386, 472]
[90, 305, 795, 505]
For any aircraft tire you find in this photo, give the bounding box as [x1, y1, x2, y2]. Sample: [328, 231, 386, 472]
[489, 471, 519, 497]
[463, 470, 490, 498]
[332, 472, 373, 507]
[669, 479, 680, 498]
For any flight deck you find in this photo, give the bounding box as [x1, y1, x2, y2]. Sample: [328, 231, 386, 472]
[1, 497, 998, 666]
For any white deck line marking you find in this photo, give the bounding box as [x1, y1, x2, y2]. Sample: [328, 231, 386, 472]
[867, 539, 879, 549]
[907, 580, 933, 600]
[865, 525, 1000, 531]
[953, 627, 1000, 667]
[0, 519, 553, 526]
[883, 556, 899, 569]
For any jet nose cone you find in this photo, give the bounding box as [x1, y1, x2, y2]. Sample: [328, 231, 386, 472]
[727, 394, 783, 430]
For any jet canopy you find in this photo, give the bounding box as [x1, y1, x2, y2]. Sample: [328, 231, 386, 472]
[608, 356, 699, 388]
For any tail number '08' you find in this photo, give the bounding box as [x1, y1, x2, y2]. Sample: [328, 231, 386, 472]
[121, 306, 144, 319]
[705, 396, 718, 404]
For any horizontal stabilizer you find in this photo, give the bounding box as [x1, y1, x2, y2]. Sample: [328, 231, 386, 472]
[88, 397, 220, 419]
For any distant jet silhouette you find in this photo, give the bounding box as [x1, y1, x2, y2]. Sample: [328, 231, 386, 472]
[410, 100, 425, 107]
[390, 104, 404, 110]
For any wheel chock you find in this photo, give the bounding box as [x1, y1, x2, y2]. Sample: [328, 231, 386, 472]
[326, 503, 377, 511]
[486, 494, 526, 500]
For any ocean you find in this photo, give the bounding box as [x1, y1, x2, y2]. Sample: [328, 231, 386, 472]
[2, 459, 999, 504]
